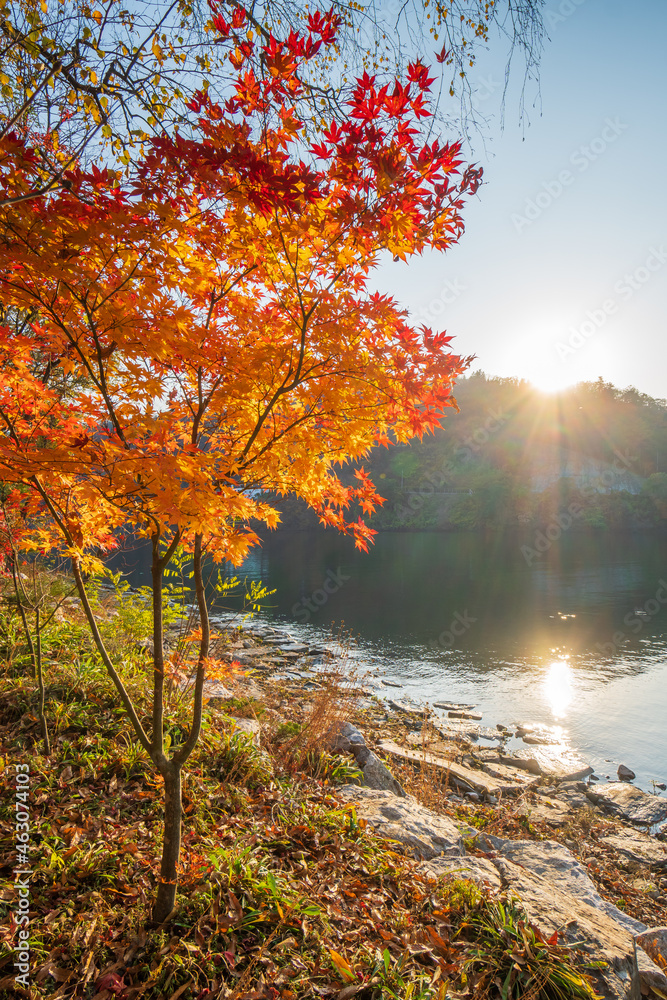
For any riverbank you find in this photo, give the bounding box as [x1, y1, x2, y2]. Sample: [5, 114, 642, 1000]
[3, 599, 667, 999]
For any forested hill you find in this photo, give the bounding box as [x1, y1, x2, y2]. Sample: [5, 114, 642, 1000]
[363, 373, 667, 531]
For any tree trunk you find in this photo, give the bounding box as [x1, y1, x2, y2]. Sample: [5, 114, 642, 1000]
[152, 760, 182, 923]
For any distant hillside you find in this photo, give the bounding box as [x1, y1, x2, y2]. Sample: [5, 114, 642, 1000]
[358, 374, 667, 531]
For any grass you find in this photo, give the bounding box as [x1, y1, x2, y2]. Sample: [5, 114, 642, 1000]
[0, 573, 631, 999]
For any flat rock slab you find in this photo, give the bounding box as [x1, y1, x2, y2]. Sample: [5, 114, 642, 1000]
[448, 710, 482, 721]
[377, 739, 536, 796]
[388, 699, 429, 720]
[499, 746, 593, 781]
[419, 854, 502, 890]
[336, 785, 463, 860]
[586, 784, 667, 826]
[432, 720, 505, 743]
[476, 758, 542, 788]
[433, 702, 475, 711]
[232, 646, 274, 660]
[600, 831, 667, 870]
[494, 839, 645, 936]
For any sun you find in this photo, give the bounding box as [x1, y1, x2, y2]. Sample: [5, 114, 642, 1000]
[529, 367, 579, 394]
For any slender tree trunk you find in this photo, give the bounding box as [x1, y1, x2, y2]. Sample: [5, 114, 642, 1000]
[151, 533, 165, 758]
[152, 761, 182, 922]
[10, 553, 36, 678]
[35, 608, 50, 755]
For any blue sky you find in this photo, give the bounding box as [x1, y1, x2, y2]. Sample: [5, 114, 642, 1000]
[373, 0, 667, 398]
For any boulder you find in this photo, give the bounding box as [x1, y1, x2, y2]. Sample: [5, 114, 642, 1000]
[633, 940, 667, 996]
[600, 831, 667, 871]
[328, 721, 366, 753]
[336, 785, 463, 860]
[586, 784, 667, 826]
[328, 723, 405, 796]
[635, 927, 667, 971]
[618, 765, 636, 782]
[358, 749, 406, 797]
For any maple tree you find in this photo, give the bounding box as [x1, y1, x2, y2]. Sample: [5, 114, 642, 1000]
[0, 11, 478, 920]
[0, 0, 543, 205]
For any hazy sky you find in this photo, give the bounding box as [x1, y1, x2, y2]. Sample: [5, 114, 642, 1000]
[373, 0, 667, 398]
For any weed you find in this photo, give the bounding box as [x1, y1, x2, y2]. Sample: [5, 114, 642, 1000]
[459, 895, 601, 1000]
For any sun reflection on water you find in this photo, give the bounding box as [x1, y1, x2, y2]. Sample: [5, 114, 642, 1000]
[544, 658, 573, 719]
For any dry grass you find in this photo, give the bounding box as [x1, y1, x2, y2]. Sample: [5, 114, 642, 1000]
[280, 634, 360, 774]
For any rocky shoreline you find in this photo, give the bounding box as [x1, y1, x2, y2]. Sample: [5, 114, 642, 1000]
[204, 615, 667, 1000]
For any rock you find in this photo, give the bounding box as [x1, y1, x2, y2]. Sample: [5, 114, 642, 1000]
[232, 646, 274, 662]
[555, 785, 593, 811]
[600, 831, 667, 871]
[327, 723, 405, 796]
[618, 764, 636, 782]
[498, 746, 593, 781]
[336, 785, 463, 860]
[493, 839, 645, 935]
[491, 855, 641, 1000]
[634, 943, 667, 997]
[277, 642, 309, 654]
[513, 795, 572, 828]
[381, 678, 403, 688]
[586, 784, 667, 826]
[448, 710, 482, 721]
[433, 702, 475, 711]
[229, 717, 261, 746]
[202, 680, 235, 707]
[359, 750, 406, 797]
[388, 699, 429, 721]
[377, 739, 538, 796]
[475, 758, 541, 788]
[635, 927, 667, 972]
[328, 721, 366, 753]
[419, 855, 503, 890]
[431, 720, 504, 743]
